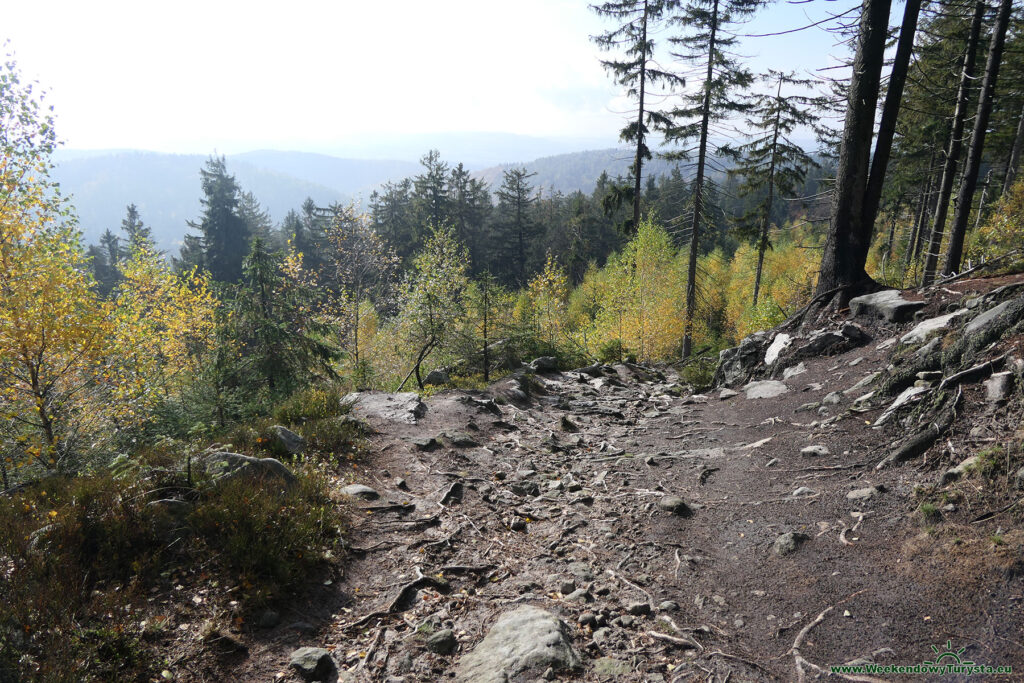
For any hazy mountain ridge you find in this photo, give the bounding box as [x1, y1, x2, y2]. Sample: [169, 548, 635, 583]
[53, 144, 692, 252]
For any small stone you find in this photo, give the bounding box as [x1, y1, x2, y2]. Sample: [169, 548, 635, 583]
[423, 369, 450, 386]
[847, 486, 883, 501]
[658, 601, 678, 611]
[258, 609, 280, 629]
[289, 647, 336, 681]
[783, 362, 808, 379]
[593, 657, 632, 677]
[791, 487, 817, 497]
[443, 431, 480, 447]
[559, 580, 577, 595]
[530, 356, 559, 372]
[268, 425, 306, 455]
[341, 484, 379, 501]
[394, 477, 409, 490]
[411, 436, 442, 451]
[626, 602, 651, 616]
[568, 562, 595, 581]
[719, 388, 739, 400]
[509, 517, 527, 532]
[657, 495, 692, 517]
[985, 372, 1014, 402]
[941, 456, 979, 485]
[548, 479, 565, 492]
[509, 481, 540, 497]
[592, 627, 612, 646]
[822, 391, 842, 405]
[711, 595, 727, 606]
[560, 415, 579, 432]
[578, 612, 598, 628]
[565, 588, 593, 603]
[425, 629, 458, 655]
[615, 615, 635, 628]
[774, 532, 810, 556]
[733, 618, 745, 628]
[1016, 467, 1024, 490]
[743, 380, 790, 399]
[800, 445, 829, 457]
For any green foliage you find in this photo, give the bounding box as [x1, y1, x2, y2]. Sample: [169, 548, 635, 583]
[178, 156, 252, 282]
[273, 384, 349, 425]
[0, 462, 343, 680]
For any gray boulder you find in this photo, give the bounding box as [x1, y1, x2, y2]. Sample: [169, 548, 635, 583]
[341, 391, 427, 424]
[423, 369, 450, 386]
[456, 606, 581, 682]
[530, 356, 560, 373]
[984, 372, 1014, 402]
[341, 484, 380, 501]
[965, 299, 1015, 335]
[743, 380, 789, 399]
[849, 290, 926, 323]
[774, 532, 809, 556]
[268, 425, 305, 455]
[201, 453, 296, 488]
[713, 331, 769, 388]
[289, 647, 336, 682]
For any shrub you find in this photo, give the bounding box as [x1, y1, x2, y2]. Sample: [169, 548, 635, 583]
[273, 384, 349, 425]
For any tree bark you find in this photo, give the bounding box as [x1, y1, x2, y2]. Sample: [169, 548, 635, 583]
[858, 0, 922, 265]
[682, 0, 718, 358]
[815, 0, 892, 300]
[942, 0, 1014, 277]
[632, 0, 649, 230]
[753, 78, 783, 306]
[921, 0, 985, 286]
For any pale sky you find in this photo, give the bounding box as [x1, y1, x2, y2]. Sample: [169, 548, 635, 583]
[4, 0, 859, 155]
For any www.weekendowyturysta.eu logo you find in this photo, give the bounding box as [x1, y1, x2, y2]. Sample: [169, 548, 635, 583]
[829, 641, 1013, 677]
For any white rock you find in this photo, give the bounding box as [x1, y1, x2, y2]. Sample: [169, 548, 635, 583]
[782, 362, 807, 380]
[743, 380, 790, 399]
[900, 310, 967, 346]
[800, 445, 830, 457]
[765, 333, 793, 366]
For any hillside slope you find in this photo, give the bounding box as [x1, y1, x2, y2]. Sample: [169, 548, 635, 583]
[164, 275, 1023, 681]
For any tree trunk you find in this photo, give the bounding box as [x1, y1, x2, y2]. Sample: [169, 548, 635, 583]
[815, 0, 892, 300]
[682, 0, 718, 359]
[632, 0, 649, 230]
[858, 0, 921, 264]
[753, 78, 782, 306]
[943, 0, 1014, 277]
[905, 160, 934, 270]
[921, 0, 985, 286]
[1002, 101, 1024, 195]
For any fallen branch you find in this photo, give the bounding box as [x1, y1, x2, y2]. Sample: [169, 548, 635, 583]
[647, 630, 701, 650]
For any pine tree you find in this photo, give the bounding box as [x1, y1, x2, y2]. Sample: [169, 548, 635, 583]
[943, 0, 1016, 276]
[230, 238, 336, 397]
[120, 203, 154, 254]
[921, 0, 987, 285]
[495, 167, 539, 286]
[591, 0, 685, 230]
[448, 163, 491, 274]
[182, 156, 252, 283]
[727, 71, 820, 304]
[665, 0, 762, 356]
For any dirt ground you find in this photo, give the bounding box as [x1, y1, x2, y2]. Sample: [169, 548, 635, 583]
[181, 277, 1024, 682]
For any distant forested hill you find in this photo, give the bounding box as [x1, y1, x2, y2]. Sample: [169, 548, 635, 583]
[474, 148, 690, 194]
[53, 151, 349, 252]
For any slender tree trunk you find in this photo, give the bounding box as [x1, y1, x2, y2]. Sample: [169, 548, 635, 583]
[815, 0, 892, 300]
[682, 0, 719, 359]
[905, 160, 934, 270]
[858, 0, 921, 263]
[632, 0, 649, 230]
[753, 79, 782, 306]
[943, 0, 1014, 277]
[1002, 101, 1024, 195]
[482, 281, 490, 383]
[921, 0, 985, 286]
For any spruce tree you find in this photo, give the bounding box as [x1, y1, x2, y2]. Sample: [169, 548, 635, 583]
[120, 203, 154, 254]
[591, 0, 685, 230]
[665, 0, 761, 356]
[727, 71, 820, 304]
[495, 167, 538, 286]
[183, 156, 251, 282]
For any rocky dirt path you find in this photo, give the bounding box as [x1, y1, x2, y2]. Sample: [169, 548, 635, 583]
[238, 287, 1024, 682]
